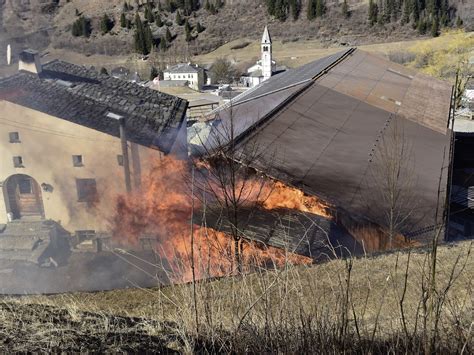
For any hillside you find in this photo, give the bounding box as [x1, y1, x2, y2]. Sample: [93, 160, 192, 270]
[1, 240, 472, 352]
[0, 0, 472, 65]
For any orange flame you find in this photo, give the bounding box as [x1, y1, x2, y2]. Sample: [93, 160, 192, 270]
[111, 157, 312, 283]
[261, 181, 332, 218]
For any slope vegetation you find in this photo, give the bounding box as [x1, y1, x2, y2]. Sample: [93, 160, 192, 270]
[2, 240, 472, 352]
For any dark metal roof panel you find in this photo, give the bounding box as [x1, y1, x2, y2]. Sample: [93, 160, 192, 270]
[317, 50, 451, 134]
[232, 49, 351, 105]
[237, 81, 451, 237]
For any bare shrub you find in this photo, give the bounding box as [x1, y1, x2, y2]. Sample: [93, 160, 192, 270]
[388, 50, 416, 64]
[230, 41, 251, 50]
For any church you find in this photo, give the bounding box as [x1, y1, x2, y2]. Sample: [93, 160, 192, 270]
[240, 26, 286, 88]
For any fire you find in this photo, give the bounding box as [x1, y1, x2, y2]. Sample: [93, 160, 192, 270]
[111, 156, 312, 283]
[261, 181, 332, 218]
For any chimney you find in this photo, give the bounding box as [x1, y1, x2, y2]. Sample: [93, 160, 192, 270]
[18, 49, 42, 74]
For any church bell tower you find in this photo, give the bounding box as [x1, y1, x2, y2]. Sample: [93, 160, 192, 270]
[261, 26, 272, 81]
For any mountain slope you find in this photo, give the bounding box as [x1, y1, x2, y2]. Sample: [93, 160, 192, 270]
[0, 0, 471, 64]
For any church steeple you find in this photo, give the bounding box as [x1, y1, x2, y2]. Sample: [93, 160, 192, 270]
[261, 26, 272, 81]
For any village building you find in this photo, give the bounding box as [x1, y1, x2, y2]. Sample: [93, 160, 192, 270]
[162, 63, 205, 91]
[0, 49, 188, 234]
[240, 26, 286, 88]
[196, 48, 454, 246]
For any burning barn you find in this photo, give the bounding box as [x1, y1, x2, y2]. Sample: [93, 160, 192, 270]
[0, 50, 188, 235]
[195, 48, 453, 247]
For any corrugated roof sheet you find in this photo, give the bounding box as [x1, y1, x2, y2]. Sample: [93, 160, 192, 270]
[228, 49, 452, 237]
[317, 50, 451, 134]
[231, 49, 351, 105]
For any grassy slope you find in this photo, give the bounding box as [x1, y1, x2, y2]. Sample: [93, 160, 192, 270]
[2, 240, 472, 352]
[194, 30, 473, 82]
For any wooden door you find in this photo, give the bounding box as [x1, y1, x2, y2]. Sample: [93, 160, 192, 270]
[6, 175, 44, 219]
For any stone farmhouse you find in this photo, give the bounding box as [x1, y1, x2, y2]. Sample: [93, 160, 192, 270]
[0, 50, 188, 234]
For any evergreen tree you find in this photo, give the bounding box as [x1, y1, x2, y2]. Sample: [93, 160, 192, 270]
[155, 15, 163, 27]
[123, 2, 129, 12]
[144, 23, 154, 53]
[82, 17, 91, 37]
[278, 0, 290, 21]
[184, 19, 192, 33]
[165, 0, 177, 12]
[72, 21, 80, 37]
[165, 27, 173, 42]
[72, 16, 91, 37]
[440, 0, 449, 26]
[412, 0, 420, 24]
[342, 0, 349, 18]
[150, 66, 159, 80]
[196, 21, 205, 33]
[209, 3, 217, 14]
[145, 5, 155, 22]
[289, 0, 300, 20]
[101, 14, 113, 34]
[185, 23, 193, 41]
[368, 0, 379, 26]
[184, 18, 193, 41]
[456, 16, 463, 27]
[120, 12, 127, 28]
[431, 15, 439, 37]
[176, 10, 184, 25]
[184, 0, 193, 15]
[267, 0, 276, 16]
[100, 67, 109, 75]
[377, 0, 386, 24]
[384, 0, 395, 22]
[307, 0, 316, 20]
[401, 0, 410, 25]
[417, 18, 427, 34]
[160, 35, 168, 51]
[316, 0, 325, 17]
[134, 13, 146, 55]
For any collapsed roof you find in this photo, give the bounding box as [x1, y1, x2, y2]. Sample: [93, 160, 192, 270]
[200, 48, 453, 240]
[202, 206, 362, 262]
[0, 60, 188, 153]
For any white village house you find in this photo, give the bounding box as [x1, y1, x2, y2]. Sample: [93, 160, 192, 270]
[241, 26, 286, 88]
[162, 63, 205, 91]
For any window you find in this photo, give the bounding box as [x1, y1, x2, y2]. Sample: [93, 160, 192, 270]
[72, 155, 83, 167]
[76, 178, 98, 203]
[18, 178, 32, 194]
[263, 46, 269, 52]
[117, 155, 124, 166]
[9, 132, 20, 143]
[13, 156, 24, 168]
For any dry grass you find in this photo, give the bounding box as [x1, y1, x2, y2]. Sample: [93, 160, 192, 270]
[3, 240, 472, 352]
[194, 30, 472, 82]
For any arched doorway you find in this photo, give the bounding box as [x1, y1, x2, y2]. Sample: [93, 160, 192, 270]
[4, 174, 44, 220]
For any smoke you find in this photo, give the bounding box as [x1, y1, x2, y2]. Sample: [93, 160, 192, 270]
[110, 156, 312, 282]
